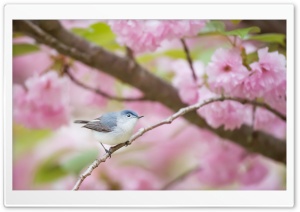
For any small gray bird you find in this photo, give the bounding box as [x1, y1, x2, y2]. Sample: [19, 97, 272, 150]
[74, 110, 143, 156]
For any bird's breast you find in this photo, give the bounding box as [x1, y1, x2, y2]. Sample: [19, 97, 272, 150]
[92, 128, 134, 145]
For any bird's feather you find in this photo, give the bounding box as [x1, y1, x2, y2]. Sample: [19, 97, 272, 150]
[82, 112, 117, 133]
[74, 120, 89, 124]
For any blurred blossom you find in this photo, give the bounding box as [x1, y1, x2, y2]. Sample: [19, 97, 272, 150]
[52, 175, 107, 190]
[253, 108, 286, 139]
[143, 121, 203, 174]
[172, 59, 205, 104]
[196, 141, 245, 187]
[108, 20, 207, 53]
[69, 62, 116, 109]
[35, 125, 98, 159]
[240, 160, 285, 190]
[13, 153, 38, 189]
[103, 163, 162, 190]
[13, 47, 53, 84]
[123, 88, 173, 122]
[13, 71, 70, 129]
[238, 156, 269, 186]
[206, 48, 248, 95]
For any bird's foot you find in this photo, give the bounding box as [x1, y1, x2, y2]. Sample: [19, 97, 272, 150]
[100, 143, 112, 159]
[124, 140, 130, 147]
[105, 148, 113, 159]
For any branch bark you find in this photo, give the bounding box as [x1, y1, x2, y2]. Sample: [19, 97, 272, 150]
[13, 20, 286, 164]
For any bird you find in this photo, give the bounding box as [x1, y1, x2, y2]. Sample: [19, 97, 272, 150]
[74, 110, 143, 157]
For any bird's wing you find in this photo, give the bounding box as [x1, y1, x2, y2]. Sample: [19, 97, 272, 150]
[83, 113, 117, 133]
[83, 121, 112, 132]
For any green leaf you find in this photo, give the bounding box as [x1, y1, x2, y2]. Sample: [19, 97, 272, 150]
[247, 33, 286, 46]
[241, 48, 258, 70]
[71, 22, 123, 51]
[137, 49, 186, 64]
[195, 48, 217, 65]
[199, 24, 261, 40]
[163, 49, 187, 59]
[225, 26, 261, 39]
[61, 149, 99, 174]
[13, 124, 51, 156]
[199, 20, 225, 34]
[34, 149, 71, 184]
[245, 52, 259, 65]
[13, 43, 40, 57]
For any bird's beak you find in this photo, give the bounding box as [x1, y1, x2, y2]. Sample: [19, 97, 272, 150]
[138, 116, 144, 119]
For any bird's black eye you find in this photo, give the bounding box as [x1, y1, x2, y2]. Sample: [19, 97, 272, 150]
[127, 114, 131, 117]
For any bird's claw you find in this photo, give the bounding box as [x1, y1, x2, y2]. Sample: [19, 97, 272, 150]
[100, 142, 112, 159]
[124, 141, 130, 147]
[105, 148, 112, 158]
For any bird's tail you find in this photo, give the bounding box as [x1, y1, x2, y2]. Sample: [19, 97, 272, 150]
[74, 120, 89, 124]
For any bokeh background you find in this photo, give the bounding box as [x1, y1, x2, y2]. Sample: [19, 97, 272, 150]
[13, 20, 286, 190]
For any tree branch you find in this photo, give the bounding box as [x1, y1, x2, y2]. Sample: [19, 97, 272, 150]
[13, 20, 286, 165]
[72, 96, 285, 190]
[63, 64, 146, 102]
[180, 38, 197, 82]
[242, 20, 286, 34]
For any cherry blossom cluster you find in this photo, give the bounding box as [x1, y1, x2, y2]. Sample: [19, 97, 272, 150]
[108, 20, 207, 53]
[172, 47, 286, 133]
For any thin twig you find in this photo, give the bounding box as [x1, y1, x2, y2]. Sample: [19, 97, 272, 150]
[72, 96, 285, 190]
[63, 65, 146, 102]
[227, 97, 285, 121]
[161, 166, 201, 190]
[180, 38, 197, 82]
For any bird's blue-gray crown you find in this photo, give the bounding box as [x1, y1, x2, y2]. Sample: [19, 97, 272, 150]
[120, 110, 141, 118]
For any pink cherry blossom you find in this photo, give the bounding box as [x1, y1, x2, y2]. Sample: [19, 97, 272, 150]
[198, 87, 251, 130]
[13, 71, 70, 129]
[206, 48, 248, 95]
[171, 59, 205, 104]
[197, 87, 249, 130]
[108, 20, 207, 53]
[264, 80, 286, 115]
[241, 47, 286, 99]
